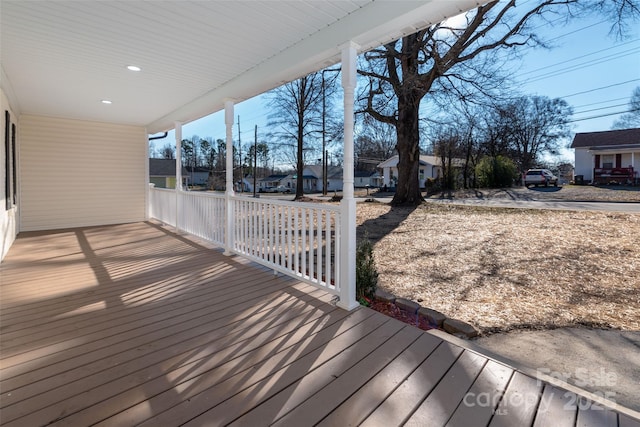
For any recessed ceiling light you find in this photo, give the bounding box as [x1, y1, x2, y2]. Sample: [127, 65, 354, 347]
[101, 100, 112, 104]
[127, 65, 141, 72]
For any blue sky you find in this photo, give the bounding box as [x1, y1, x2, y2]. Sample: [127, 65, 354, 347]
[152, 12, 639, 165]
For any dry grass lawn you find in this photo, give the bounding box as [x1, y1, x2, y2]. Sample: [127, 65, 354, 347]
[357, 203, 640, 334]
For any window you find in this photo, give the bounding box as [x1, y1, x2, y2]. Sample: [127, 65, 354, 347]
[602, 154, 614, 169]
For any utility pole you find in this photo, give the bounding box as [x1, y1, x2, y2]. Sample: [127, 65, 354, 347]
[237, 115, 242, 192]
[321, 67, 340, 195]
[322, 71, 327, 195]
[253, 125, 257, 197]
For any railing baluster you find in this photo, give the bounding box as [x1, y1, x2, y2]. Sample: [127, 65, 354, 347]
[325, 210, 331, 288]
[316, 209, 322, 284]
[287, 206, 292, 271]
[308, 208, 314, 282]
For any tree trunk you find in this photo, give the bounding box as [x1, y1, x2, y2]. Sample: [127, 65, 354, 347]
[391, 94, 423, 206]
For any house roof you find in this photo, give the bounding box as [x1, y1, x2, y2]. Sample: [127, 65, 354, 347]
[570, 128, 640, 148]
[260, 175, 287, 182]
[304, 164, 343, 179]
[1, 1, 478, 134]
[149, 158, 187, 177]
[377, 155, 442, 168]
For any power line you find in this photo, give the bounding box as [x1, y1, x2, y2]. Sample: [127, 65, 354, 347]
[568, 108, 639, 123]
[572, 97, 629, 109]
[573, 103, 628, 114]
[518, 39, 640, 77]
[560, 79, 640, 98]
[523, 47, 640, 83]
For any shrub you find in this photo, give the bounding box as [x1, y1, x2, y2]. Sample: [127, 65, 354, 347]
[475, 156, 517, 188]
[356, 237, 378, 302]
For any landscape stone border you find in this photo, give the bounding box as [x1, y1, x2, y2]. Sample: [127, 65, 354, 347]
[374, 289, 479, 339]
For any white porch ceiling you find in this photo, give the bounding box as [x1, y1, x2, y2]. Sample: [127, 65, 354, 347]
[1, 0, 480, 134]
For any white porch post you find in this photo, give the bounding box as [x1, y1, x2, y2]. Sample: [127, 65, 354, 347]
[175, 121, 182, 231]
[224, 100, 235, 256]
[338, 42, 360, 311]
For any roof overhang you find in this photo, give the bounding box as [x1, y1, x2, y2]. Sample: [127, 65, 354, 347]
[587, 145, 640, 152]
[1, 1, 481, 134]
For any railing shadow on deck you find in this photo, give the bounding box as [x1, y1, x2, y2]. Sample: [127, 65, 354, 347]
[0, 222, 350, 425]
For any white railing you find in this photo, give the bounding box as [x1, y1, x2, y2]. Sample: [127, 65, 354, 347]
[148, 187, 343, 297]
[148, 187, 176, 226]
[177, 191, 226, 246]
[231, 195, 342, 294]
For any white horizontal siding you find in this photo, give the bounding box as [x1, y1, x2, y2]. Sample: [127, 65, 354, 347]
[574, 148, 592, 181]
[1, 87, 19, 260]
[19, 115, 146, 231]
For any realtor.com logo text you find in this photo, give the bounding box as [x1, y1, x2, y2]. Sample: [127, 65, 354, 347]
[461, 368, 617, 415]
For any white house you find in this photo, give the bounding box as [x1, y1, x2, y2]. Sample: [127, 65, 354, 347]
[571, 128, 640, 184]
[354, 170, 380, 188]
[378, 155, 444, 188]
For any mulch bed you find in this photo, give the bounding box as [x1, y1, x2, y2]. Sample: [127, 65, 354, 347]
[365, 297, 435, 331]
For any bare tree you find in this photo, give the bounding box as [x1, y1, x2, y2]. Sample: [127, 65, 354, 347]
[267, 70, 338, 199]
[355, 116, 397, 171]
[360, 0, 640, 206]
[161, 143, 175, 160]
[612, 86, 640, 129]
[494, 96, 572, 173]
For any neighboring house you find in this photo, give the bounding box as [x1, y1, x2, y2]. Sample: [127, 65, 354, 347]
[305, 165, 344, 192]
[149, 159, 188, 189]
[354, 170, 379, 188]
[185, 166, 210, 186]
[571, 128, 640, 184]
[280, 172, 319, 192]
[235, 177, 254, 193]
[258, 174, 287, 192]
[370, 171, 383, 188]
[378, 155, 444, 188]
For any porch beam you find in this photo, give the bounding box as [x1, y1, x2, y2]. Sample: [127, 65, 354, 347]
[338, 42, 359, 311]
[224, 99, 235, 256]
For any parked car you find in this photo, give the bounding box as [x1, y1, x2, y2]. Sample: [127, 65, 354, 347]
[277, 185, 292, 193]
[524, 169, 558, 187]
[259, 186, 278, 193]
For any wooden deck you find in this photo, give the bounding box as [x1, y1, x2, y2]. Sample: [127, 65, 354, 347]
[1, 221, 638, 427]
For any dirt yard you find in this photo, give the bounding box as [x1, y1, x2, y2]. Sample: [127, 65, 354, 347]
[356, 201, 640, 334]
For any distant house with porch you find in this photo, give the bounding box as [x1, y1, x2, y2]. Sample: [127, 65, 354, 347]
[571, 128, 640, 184]
[149, 159, 188, 189]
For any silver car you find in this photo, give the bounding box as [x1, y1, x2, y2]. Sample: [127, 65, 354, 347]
[524, 169, 558, 187]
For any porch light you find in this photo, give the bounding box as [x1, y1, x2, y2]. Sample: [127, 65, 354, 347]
[126, 65, 141, 72]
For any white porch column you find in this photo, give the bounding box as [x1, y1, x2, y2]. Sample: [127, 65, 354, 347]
[175, 121, 182, 190]
[224, 100, 235, 256]
[175, 121, 182, 231]
[338, 42, 360, 311]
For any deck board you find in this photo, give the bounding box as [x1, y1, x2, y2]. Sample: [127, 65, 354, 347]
[314, 332, 442, 427]
[1, 221, 636, 427]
